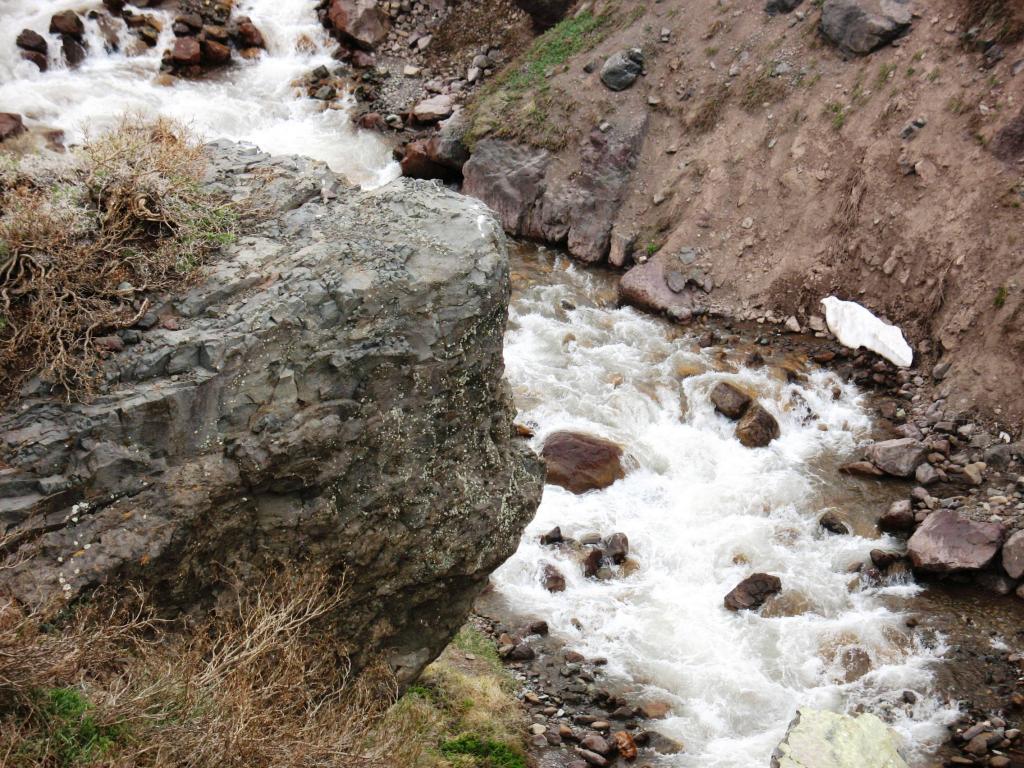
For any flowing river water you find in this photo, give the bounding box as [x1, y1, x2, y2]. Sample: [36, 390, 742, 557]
[0, 3, 970, 765]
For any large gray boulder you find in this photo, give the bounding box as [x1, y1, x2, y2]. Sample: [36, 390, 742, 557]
[600, 49, 644, 91]
[907, 509, 1006, 574]
[0, 142, 543, 684]
[772, 708, 909, 768]
[863, 437, 927, 477]
[820, 0, 912, 55]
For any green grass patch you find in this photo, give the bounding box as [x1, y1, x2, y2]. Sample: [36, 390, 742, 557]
[824, 100, 847, 131]
[995, 285, 1009, 307]
[451, 626, 502, 670]
[440, 735, 527, 768]
[19, 688, 123, 765]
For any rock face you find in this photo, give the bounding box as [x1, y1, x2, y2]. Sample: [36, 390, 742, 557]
[463, 114, 648, 263]
[863, 438, 927, 477]
[0, 143, 543, 685]
[907, 509, 1006, 574]
[819, 0, 912, 55]
[736, 403, 780, 448]
[724, 573, 782, 611]
[540, 431, 625, 493]
[771, 708, 909, 768]
[600, 49, 644, 91]
[877, 499, 914, 532]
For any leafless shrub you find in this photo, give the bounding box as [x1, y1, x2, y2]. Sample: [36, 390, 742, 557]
[0, 117, 238, 402]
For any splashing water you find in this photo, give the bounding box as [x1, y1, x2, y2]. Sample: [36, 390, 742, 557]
[494, 247, 959, 767]
[0, 0, 399, 187]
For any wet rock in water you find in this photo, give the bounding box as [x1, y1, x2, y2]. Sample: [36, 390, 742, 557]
[0, 113, 26, 143]
[710, 381, 752, 419]
[61, 36, 87, 67]
[50, 10, 85, 39]
[840, 460, 885, 477]
[543, 563, 566, 592]
[574, 747, 609, 767]
[1002, 530, 1024, 579]
[16, 29, 48, 54]
[326, 0, 388, 50]
[612, 730, 638, 760]
[907, 509, 1006, 573]
[233, 16, 265, 49]
[20, 49, 48, 71]
[201, 38, 232, 65]
[581, 547, 604, 578]
[579, 734, 611, 755]
[771, 708, 909, 768]
[736, 403, 780, 448]
[724, 573, 782, 611]
[870, 549, 903, 569]
[600, 48, 644, 91]
[863, 438, 927, 477]
[819, 510, 850, 535]
[878, 499, 914, 533]
[171, 36, 202, 65]
[540, 526, 563, 545]
[604, 532, 629, 564]
[541, 431, 626, 493]
[639, 700, 672, 719]
[819, 0, 912, 55]
[0, 148, 543, 686]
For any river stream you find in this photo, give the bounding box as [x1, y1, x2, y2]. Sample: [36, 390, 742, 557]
[0, 5, 965, 764]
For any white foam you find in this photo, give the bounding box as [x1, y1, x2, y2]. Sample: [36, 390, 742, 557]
[0, 0, 400, 188]
[496, 256, 957, 767]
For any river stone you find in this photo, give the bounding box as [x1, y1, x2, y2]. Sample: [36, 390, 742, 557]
[819, 0, 912, 55]
[863, 438, 927, 477]
[0, 143, 543, 687]
[877, 499, 914, 532]
[0, 113, 27, 143]
[326, 0, 388, 50]
[542, 563, 567, 592]
[771, 708, 909, 768]
[604, 532, 629, 564]
[736, 403, 780, 447]
[600, 48, 644, 91]
[724, 573, 782, 611]
[50, 10, 85, 39]
[412, 94, 454, 122]
[16, 29, 48, 54]
[541, 431, 626, 493]
[710, 381, 752, 419]
[1003, 530, 1024, 579]
[907, 509, 1006, 573]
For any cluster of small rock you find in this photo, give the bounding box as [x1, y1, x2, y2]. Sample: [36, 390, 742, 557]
[162, 1, 266, 76]
[947, 717, 1021, 767]
[538, 527, 634, 592]
[473, 615, 683, 766]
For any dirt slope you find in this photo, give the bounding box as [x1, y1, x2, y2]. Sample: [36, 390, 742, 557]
[462, 0, 1024, 428]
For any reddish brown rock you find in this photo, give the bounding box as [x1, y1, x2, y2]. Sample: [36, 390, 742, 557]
[16, 29, 48, 54]
[907, 509, 1005, 573]
[581, 547, 604, 578]
[604, 532, 629, 564]
[201, 38, 232, 65]
[724, 572, 782, 611]
[61, 36, 87, 67]
[612, 731, 638, 760]
[357, 112, 387, 131]
[171, 36, 202, 65]
[234, 16, 265, 48]
[542, 563, 566, 592]
[736, 403, 780, 448]
[21, 51, 48, 71]
[840, 460, 885, 477]
[541, 431, 625, 493]
[401, 138, 457, 182]
[710, 381, 752, 419]
[0, 113, 26, 143]
[327, 0, 388, 50]
[50, 10, 85, 39]
[877, 499, 914, 532]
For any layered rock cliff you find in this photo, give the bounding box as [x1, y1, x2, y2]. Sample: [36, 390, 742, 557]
[0, 142, 543, 684]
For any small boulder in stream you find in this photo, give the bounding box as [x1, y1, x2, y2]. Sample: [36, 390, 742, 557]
[736, 403, 780, 448]
[724, 573, 782, 611]
[541, 431, 626, 493]
[863, 438, 927, 477]
[710, 381, 752, 419]
[771, 708, 909, 768]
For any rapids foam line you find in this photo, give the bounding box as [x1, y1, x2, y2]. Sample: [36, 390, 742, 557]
[0, 0, 399, 187]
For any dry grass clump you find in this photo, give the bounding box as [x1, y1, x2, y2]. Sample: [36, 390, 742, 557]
[960, 0, 1024, 45]
[689, 83, 731, 134]
[0, 569, 405, 768]
[0, 117, 238, 402]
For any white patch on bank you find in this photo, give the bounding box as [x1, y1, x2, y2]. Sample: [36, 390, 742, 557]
[820, 296, 914, 368]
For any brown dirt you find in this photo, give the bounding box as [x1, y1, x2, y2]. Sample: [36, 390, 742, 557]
[468, 0, 1024, 431]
